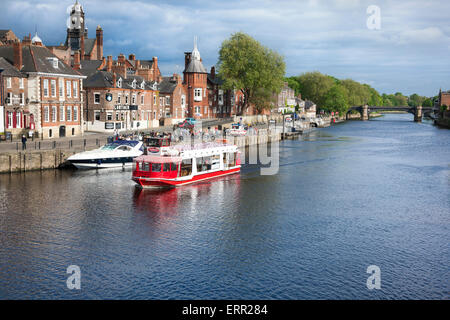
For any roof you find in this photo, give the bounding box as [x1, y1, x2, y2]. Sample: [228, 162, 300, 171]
[0, 57, 24, 77]
[84, 70, 157, 90]
[207, 73, 223, 85]
[158, 77, 178, 93]
[79, 59, 103, 76]
[84, 38, 96, 55]
[305, 100, 316, 108]
[0, 30, 12, 38]
[0, 44, 83, 76]
[139, 60, 154, 69]
[184, 59, 207, 73]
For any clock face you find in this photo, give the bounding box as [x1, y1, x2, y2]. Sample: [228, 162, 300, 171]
[106, 93, 113, 102]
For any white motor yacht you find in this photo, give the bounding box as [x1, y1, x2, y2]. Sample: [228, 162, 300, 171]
[67, 140, 144, 169]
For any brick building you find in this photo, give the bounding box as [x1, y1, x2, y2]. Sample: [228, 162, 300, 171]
[158, 74, 186, 124]
[83, 64, 160, 133]
[0, 36, 86, 139]
[438, 89, 450, 110]
[183, 39, 210, 119]
[0, 30, 19, 45]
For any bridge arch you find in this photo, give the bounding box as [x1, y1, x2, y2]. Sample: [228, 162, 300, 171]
[346, 105, 431, 122]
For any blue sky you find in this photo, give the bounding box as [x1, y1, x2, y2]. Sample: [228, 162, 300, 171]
[1, 0, 449, 96]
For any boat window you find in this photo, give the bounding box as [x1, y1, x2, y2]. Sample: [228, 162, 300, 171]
[151, 163, 162, 172]
[180, 159, 192, 177]
[142, 162, 150, 171]
[162, 139, 170, 147]
[171, 163, 177, 171]
[197, 157, 212, 172]
[227, 152, 236, 166]
[163, 163, 171, 172]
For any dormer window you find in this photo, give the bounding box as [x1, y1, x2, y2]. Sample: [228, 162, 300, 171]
[47, 57, 59, 69]
[132, 79, 136, 89]
[141, 81, 145, 89]
[117, 78, 122, 88]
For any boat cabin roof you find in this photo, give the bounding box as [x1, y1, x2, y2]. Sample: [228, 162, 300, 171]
[135, 155, 182, 163]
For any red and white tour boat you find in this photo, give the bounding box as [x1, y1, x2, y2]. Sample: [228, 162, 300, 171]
[132, 140, 241, 188]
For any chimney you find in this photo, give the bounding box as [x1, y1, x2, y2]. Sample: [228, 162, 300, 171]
[152, 56, 158, 81]
[73, 50, 81, 70]
[210, 66, 215, 79]
[173, 73, 181, 84]
[128, 54, 135, 61]
[135, 59, 140, 70]
[106, 55, 112, 72]
[80, 35, 85, 60]
[96, 25, 103, 59]
[184, 52, 191, 71]
[22, 34, 31, 45]
[13, 41, 22, 71]
[118, 53, 125, 64]
[112, 73, 116, 88]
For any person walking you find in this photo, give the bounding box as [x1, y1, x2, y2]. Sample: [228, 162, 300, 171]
[21, 134, 27, 151]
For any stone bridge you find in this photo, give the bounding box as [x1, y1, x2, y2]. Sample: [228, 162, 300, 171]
[346, 105, 434, 122]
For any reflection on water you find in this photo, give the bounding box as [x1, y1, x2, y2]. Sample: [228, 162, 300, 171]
[0, 114, 449, 299]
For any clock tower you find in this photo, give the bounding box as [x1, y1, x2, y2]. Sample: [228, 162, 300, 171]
[65, 0, 88, 51]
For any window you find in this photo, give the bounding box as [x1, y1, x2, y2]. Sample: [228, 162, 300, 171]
[151, 163, 161, 172]
[141, 82, 145, 89]
[60, 106, 65, 121]
[7, 112, 13, 128]
[43, 79, 49, 97]
[16, 112, 21, 128]
[160, 97, 163, 106]
[163, 163, 171, 172]
[117, 93, 121, 104]
[7, 92, 12, 105]
[94, 93, 100, 104]
[132, 94, 136, 105]
[73, 106, 78, 121]
[51, 80, 56, 97]
[73, 81, 78, 98]
[142, 162, 150, 171]
[49, 129, 52, 138]
[125, 94, 129, 104]
[6, 77, 11, 88]
[44, 106, 49, 122]
[20, 93, 24, 105]
[59, 79, 64, 98]
[141, 94, 144, 105]
[181, 95, 185, 107]
[67, 106, 72, 121]
[95, 111, 100, 121]
[165, 96, 170, 105]
[115, 112, 119, 121]
[132, 80, 136, 89]
[19, 78, 24, 89]
[52, 106, 57, 122]
[153, 95, 156, 105]
[107, 112, 113, 121]
[117, 79, 122, 88]
[66, 80, 71, 97]
[194, 88, 202, 101]
[195, 106, 201, 115]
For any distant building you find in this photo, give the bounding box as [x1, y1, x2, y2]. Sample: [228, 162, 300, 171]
[304, 100, 317, 117]
[274, 82, 296, 113]
[0, 29, 19, 44]
[158, 74, 187, 124]
[438, 89, 450, 110]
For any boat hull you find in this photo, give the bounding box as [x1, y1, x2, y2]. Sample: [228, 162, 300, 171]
[133, 167, 240, 188]
[69, 157, 135, 169]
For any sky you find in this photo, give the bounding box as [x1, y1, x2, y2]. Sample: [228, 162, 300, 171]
[0, 0, 449, 96]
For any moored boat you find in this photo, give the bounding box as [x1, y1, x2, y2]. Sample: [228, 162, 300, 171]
[132, 141, 241, 188]
[68, 140, 144, 169]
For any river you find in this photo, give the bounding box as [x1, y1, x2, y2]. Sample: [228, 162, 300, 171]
[0, 113, 449, 299]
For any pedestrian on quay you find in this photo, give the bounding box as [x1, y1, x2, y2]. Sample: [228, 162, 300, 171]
[21, 134, 27, 150]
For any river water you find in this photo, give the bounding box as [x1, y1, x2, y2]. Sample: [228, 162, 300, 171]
[0, 113, 449, 299]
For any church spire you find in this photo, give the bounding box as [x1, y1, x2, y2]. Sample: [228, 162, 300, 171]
[192, 36, 201, 61]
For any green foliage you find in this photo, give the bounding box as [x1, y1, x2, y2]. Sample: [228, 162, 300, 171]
[323, 85, 349, 114]
[217, 32, 286, 114]
[286, 77, 301, 95]
[296, 71, 334, 106]
[422, 98, 433, 107]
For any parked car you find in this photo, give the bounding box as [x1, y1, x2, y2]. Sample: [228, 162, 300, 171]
[178, 120, 194, 129]
[185, 117, 196, 124]
[285, 117, 292, 122]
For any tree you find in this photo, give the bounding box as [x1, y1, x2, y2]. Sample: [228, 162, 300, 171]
[296, 71, 334, 107]
[286, 76, 301, 95]
[422, 98, 433, 108]
[323, 84, 349, 114]
[341, 79, 370, 106]
[217, 32, 286, 114]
